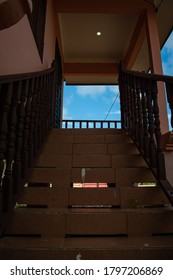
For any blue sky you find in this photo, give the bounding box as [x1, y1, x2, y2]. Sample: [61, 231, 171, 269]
[63, 32, 173, 124]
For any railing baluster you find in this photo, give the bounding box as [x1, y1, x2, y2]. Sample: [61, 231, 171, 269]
[0, 84, 8, 188]
[13, 81, 24, 193]
[28, 78, 36, 166]
[0, 63, 56, 223]
[119, 66, 173, 205]
[146, 79, 157, 168]
[1, 83, 13, 211]
[21, 79, 30, 178]
[141, 78, 150, 159]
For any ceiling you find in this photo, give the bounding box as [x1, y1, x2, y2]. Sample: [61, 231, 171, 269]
[54, 0, 173, 85]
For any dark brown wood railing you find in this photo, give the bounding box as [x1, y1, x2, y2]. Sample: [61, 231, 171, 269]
[119, 65, 173, 204]
[0, 63, 56, 217]
[62, 120, 121, 129]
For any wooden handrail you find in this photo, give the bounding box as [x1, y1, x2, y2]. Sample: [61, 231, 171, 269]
[0, 66, 55, 83]
[122, 68, 173, 83]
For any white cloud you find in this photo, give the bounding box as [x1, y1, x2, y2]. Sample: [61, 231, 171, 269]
[63, 107, 72, 119]
[76, 85, 119, 99]
[164, 32, 173, 53]
[107, 85, 119, 94]
[64, 93, 74, 105]
[109, 110, 121, 115]
[76, 85, 106, 98]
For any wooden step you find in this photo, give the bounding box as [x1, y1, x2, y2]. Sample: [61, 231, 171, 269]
[116, 167, 157, 186]
[68, 188, 120, 207]
[18, 188, 69, 208]
[71, 168, 115, 183]
[6, 207, 173, 237]
[18, 186, 168, 209]
[34, 154, 72, 168]
[1, 234, 173, 259]
[66, 210, 127, 236]
[73, 134, 105, 143]
[105, 134, 132, 143]
[28, 168, 71, 188]
[73, 143, 107, 155]
[72, 155, 111, 168]
[42, 143, 73, 154]
[4, 209, 66, 237]
[127, 208, 173, 236]
[46, 133, 73, 144]
[112, 154, 147, 168]
[120, 186, 169, 208]
[58, 128, 126, 135]
[108, 143, 139, 154]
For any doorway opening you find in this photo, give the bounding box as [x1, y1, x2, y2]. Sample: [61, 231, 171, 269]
[62, 83, 120, 126]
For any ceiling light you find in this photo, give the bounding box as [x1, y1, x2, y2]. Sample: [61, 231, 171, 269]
[97, 31, 101, 36]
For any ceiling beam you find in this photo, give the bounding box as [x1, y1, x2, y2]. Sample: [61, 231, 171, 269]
[54, 0, 154, 14]
[124, 12, 146, 70]
[63, 63, 118, 76]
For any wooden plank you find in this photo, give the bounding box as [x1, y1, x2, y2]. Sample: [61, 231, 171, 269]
[66, 212, 127, 235]
[72, 155, 111, 168]
[69, 188, 120, 206]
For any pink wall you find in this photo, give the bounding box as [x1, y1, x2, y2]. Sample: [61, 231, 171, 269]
[164, 152, 173, 186]
[0, 0, 57, 75]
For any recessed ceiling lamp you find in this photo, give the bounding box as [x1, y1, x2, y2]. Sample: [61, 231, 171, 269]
[96, 31, 101, 36]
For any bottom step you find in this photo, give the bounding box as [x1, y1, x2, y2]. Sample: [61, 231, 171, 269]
[0, 236, 173, 260]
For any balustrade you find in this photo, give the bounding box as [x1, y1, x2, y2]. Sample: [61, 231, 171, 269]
[119, 64, 173, 204]
[62, 120, 121, 129]
[0, 64, 56, 214]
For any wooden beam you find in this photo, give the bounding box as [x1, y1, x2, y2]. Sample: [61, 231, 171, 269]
[145, 8, 169, 133]
[63, 63, 118, 76]
[54, 0, 154, 14]
[145, 9, 163, 74]
[54, 13, 64, 72]
[124, 12, 146, 70]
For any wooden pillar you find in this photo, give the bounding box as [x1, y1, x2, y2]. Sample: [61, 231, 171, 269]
[145, 8, 169, 133]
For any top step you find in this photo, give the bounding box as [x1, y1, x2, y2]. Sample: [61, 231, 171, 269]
[51, 128, 126, 135]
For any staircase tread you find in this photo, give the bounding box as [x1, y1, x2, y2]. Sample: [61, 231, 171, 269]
[1, 236, 173, 250]
[12, 206, 173, 214]
[63, 236, 173, 249]
[0, 238, 64, 249]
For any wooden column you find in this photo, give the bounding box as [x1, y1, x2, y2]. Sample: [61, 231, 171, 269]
[145, 8, 169, 133]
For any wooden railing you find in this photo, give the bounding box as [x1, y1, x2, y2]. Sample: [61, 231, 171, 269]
[62, 120, 121, 129]
[0, 63, 56, 215]
[119, 65, 173, 204]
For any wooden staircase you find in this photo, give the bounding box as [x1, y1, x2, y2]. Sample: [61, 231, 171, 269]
[0, 128, 173, 259]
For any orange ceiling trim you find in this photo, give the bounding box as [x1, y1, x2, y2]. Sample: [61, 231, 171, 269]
[124, 11, 146, 70]
[144, 8, 163, 74]
[63, 63, 118, 76]
[54, 0, 153, 14]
